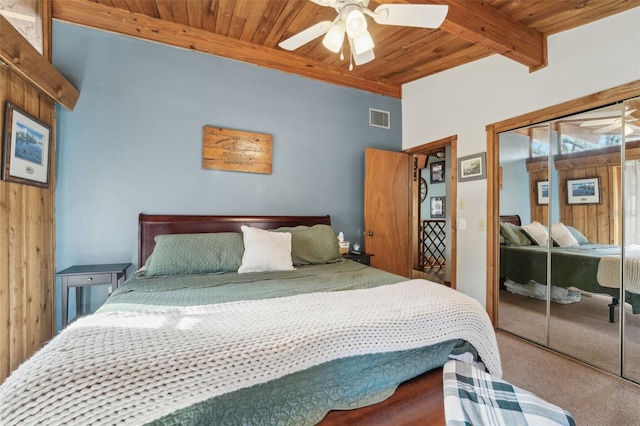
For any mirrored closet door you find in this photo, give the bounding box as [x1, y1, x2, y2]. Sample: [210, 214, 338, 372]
[623, 96, 640, 383]
[498, 97, 640, 381]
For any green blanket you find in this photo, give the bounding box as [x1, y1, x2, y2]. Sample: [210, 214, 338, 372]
[500, 244, 640, 313]
[96, 260, 475, 425]
[99, 260, 406, 312]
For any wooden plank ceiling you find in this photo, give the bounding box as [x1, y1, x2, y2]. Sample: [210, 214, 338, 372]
[51, 0, 638, 98]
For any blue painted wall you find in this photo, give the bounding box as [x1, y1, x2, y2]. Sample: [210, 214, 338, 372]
[52, 22, 401, 330]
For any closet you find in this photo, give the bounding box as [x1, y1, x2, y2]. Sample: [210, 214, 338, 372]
[497, 95, 640, 383]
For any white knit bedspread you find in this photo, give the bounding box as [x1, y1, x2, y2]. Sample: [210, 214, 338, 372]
[597, 245, 640, 294]
[0, 279, 501, 426]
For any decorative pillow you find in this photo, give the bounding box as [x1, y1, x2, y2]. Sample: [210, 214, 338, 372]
[146, 232, 244, 276]
[565, 225, 590, 245]
[550, 222, 579, 248]
[499, 222, 532, 246]
[521, 221, 549, 246]
[275, 224, 341, 265]
[238, 226, 295, 273]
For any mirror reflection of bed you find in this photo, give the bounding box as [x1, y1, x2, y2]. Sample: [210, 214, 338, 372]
[497, 96, 640, 383]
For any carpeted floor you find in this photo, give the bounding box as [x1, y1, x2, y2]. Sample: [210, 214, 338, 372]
[498, 331, 640, 426]
[498, 287, 640, 425]
[499, 289, 640, 379]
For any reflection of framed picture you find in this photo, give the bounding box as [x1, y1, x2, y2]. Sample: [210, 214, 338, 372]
[536, 180, 549, 205]
[567, 177, 600, 204]
[458, 152, 486, 182]
[430, 161, 445, 183]
[2, 101, 51, 188]
[430, 196, 446, 218]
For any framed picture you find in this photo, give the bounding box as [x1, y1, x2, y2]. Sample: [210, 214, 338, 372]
[536, 180, 549, 205]
[430, 196, 446, 218]
[458, 152, 486, 182]
[430, 161, 445, 183]
[2, 101, 51, 188]
[567, 177, 601, 204]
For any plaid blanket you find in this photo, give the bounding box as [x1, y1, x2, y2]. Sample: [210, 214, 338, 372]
[443, 360, 575, 426]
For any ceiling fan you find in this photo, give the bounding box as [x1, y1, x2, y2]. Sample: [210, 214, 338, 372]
[278, 0, 448, 68]
[579, 108, 640, 136]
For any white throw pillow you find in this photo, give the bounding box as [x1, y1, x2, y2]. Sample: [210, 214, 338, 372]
[521, 221, 549, 246]
[551, 222, 579, 248]
[238, 225, 295, 273]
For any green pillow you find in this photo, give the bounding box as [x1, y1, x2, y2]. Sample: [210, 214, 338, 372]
[275, 224, 341, 266]
[566, 225, 590, 245]
[499, 222, 532, 246]
[146, 232, 244, 276]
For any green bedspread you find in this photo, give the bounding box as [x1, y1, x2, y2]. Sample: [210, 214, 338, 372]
[99, 259, 407, 312]
[500, 244, 640, 313]
[96, 260, 474, 425]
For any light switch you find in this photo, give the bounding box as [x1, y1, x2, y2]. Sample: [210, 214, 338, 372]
[478, 219, 485, 231]
[459, 219, 466, 230]
[458, 198, 465, 209]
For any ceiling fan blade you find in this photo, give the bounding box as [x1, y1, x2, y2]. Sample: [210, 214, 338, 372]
[580, 118, 616, 127]
[0, 9, 36, 22]
[595, 123, 623, 134]
[309, 0, 339, 6]
[372, 4, 448, 28]
[278, 21, 333, 51]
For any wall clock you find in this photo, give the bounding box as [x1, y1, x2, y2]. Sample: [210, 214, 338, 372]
[420, 177, 428, 202]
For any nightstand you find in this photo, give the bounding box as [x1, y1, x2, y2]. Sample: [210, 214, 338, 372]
[56, 263, 131, 328]
[342, 252, 373, 266]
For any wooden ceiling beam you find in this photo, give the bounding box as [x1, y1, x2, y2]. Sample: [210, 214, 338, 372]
[51, 0, 401, 97]
[378, 0, 547, 72]
[0, 14, 79, 110]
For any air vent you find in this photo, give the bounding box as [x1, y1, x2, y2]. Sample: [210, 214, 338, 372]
[369, 108, 390, 129]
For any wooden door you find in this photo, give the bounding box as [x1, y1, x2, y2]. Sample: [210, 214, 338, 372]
[364, 148, 411, 277]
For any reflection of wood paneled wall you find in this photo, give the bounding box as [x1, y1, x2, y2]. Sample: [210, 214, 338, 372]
[558, 165, 618, 244]
[0, 5, 56, 382]
[527, 144, 635, 245]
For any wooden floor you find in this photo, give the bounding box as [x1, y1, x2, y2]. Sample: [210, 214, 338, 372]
[319, 367, 445, 425]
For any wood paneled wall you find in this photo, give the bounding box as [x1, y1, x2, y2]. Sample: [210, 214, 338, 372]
[0, 2, 56, 384]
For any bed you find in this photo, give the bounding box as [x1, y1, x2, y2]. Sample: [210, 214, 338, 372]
[499, 215, 640, 321]
[0, 214, 501, 426]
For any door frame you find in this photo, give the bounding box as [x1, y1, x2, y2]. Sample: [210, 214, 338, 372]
[404, 135, 458, 289]
[485, 80, 640, 324]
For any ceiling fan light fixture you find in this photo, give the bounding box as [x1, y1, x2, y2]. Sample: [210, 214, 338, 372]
[352, 31, 374, 55]
[322, 21, 345, 53]
[345, 7, 367, 38]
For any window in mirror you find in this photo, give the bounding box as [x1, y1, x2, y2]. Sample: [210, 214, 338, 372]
[0, 0, 42, 54]
[554, 103, 633, 155]
[530, 126, 550, 157]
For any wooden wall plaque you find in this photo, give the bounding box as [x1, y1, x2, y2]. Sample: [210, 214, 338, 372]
[202, 126, 272, 174]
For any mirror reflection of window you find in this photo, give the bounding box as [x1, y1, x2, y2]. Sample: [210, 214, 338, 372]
[0, 0, 43, 54]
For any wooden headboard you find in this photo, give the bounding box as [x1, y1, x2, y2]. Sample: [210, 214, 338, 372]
[138, 214, 332, 266]
[500, 214, 522, 226]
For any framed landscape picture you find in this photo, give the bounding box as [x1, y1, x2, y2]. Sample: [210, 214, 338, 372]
[458, 152, 486, 182]
[2, 101, 51, 188]
[536, 180, 549, 205]
[567, 177, 600, 204]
